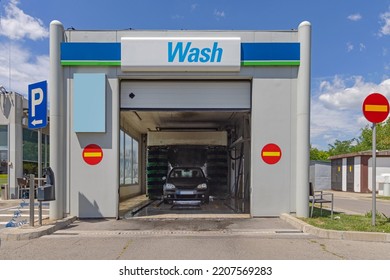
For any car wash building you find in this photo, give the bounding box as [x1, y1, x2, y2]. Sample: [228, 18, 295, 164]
[48, 20, 311, 219]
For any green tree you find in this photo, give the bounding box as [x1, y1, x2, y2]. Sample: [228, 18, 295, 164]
[310, 145, 330, 161]
[328, 139, 358, 156]
[355, 118, 390, 151]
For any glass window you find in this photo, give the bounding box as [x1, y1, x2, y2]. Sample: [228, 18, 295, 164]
[119, 130, 125, 185]
[124, 133, 132, 184]
[22, 128, 50, 175]
[0, 125, 8, 186]
[132, 140, 138, 184]
[119, 129, 139, 185]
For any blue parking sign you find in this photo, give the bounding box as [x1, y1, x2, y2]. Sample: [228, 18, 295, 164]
[28, 81, 48, 129]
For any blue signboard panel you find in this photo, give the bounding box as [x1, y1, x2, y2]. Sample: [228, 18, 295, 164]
[60, 42, 300, 67]
[28, 81, 48, 129]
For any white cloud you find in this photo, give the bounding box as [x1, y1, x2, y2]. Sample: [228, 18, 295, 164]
[312, 92, 362, 135]
[383, 47, 388, 56]
[0, 0, 48, 40]
[346, 42, 366, 52]
[347, 13, 362, 21]
[379, 9, 390, 36]
[311, 76, 390, 149]
[346, 42, 354, 52]
[319, 76, 390, 110]
[191, 3, 199, 11]
[0, 42, 49, 95]
[214, 9, 225, 19]
[171, 14, 184, 20]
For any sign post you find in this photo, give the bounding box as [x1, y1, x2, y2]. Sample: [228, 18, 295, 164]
[28, 81, 48, 227]
[362, 93, 390, 226]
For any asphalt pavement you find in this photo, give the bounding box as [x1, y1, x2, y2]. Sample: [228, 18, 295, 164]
[330, 190, 390, 216]
[1, 190, 390, 243]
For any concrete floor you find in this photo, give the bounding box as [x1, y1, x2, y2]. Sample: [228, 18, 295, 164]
[119, 195, 250, 219]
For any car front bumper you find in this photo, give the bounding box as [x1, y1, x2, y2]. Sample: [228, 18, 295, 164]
[163, 189, 209, 202]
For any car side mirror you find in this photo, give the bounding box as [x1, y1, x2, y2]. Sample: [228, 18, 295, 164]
[162, 176, 166, 181]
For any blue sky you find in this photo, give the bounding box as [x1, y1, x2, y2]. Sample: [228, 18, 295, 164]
[1, 0, 390, 149]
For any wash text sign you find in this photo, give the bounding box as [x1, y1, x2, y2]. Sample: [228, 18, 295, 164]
[121, 37, 241, 72]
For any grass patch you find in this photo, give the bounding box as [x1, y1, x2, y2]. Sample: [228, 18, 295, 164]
[0, 174, 8, 185]
[377, 196, 390, 201]
[301, 207, 390, 233]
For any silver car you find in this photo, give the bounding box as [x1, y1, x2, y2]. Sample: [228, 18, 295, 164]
[163, 167, 209, 204]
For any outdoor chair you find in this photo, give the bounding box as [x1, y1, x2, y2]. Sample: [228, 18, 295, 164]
[17, 177, 29, 199]
[309, 182, 334, 219]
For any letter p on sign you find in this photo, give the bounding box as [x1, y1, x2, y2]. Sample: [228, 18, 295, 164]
[31, 87, 44, 117]
[28, 81, 48, 129]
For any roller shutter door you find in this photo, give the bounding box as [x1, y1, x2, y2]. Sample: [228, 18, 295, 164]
[121, 81, 250, 110]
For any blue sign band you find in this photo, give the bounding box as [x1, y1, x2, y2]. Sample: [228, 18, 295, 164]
[61, 42, 121, 61]
[60, 42, 300, 66]
[241, 42, 300, 61]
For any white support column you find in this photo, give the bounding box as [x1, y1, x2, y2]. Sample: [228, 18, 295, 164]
[49, 20, 65, 219]
[342, 158, 347, 192]
[354, 156, 361, 192]
[8, 93, 23, 199]
[295, 21, 311, 217]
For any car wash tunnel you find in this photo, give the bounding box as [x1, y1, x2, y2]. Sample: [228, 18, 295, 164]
[47, 21, 311, 220]
[119, 107, 251, 218]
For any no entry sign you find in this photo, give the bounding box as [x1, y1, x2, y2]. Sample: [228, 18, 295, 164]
[83, 144, 103, 165]
[261, 143, 282, 165]
[362, 92, 390, 225]
[362, 93, 389, 123]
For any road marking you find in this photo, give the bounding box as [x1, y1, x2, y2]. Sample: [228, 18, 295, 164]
[0, 214, 49, 217]
[8, 208, 49, 211]
[42, 229, 310, 238]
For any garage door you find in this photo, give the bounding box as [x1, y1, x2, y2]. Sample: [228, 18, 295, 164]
[121, 81, 251, 110]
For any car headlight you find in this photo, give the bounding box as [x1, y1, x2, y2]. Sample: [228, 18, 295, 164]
[164, 183, 176, 190]
[197, 183, 207, 190]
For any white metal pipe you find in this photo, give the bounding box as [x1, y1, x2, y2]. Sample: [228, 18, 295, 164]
[29, 174, 35, 226]
[49, 20, 65, 220]
[372, 124, 376, 226]
[296, 21, 311, 217]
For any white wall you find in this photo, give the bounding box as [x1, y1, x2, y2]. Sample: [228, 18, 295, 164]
[309, 161, 331, 191]
[0, 93, 24, 198]
[368, 157, 390, 193]
[251, 77, 293, 216]
[68, 69, 119, 218]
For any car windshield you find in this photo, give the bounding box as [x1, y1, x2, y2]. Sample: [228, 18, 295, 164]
[169, 168, 203, 178]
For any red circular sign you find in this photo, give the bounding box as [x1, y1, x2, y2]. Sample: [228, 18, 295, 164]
[261, 143, 282, 165]
[82, 144, 103, 165]
[362, 93, 389, 123]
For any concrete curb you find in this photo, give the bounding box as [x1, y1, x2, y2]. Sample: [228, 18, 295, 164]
[280, 213, 390, 243]
[0, 216, 77, 241]
[2, 214, 390, 243]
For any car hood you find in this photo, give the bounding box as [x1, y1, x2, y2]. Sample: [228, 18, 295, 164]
[167, 178, 206, 189]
